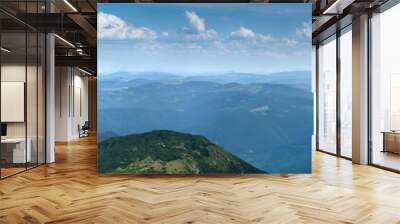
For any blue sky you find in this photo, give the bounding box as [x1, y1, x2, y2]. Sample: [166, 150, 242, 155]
[98, 4, 311, 74]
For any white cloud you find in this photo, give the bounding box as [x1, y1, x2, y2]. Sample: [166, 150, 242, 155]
[230, 27, 273, 42]
[172, 11, 218, 42]
[98, 12, 156, 40]
[296, 22, 311, 38]
[230, 27, 256, 39]
[185, 11, 205, 33]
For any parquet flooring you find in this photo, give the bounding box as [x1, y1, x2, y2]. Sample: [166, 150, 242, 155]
[1, 135, 400, 223]
[0, 167, 26, 178]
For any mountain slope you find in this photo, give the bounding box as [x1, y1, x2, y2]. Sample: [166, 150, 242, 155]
[98, 130, 265, 174]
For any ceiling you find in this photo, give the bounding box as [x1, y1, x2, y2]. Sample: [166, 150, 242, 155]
[1, 0, 97, 74]
[311, 0, 391, 44]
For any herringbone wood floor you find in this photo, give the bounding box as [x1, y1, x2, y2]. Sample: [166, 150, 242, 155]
[1, 135, 400, 224]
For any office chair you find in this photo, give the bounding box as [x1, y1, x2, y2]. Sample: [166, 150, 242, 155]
[79, 121, 90, 138]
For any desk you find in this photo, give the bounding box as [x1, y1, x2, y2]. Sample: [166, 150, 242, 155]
[1, 138, 31, 163]
[382, 131, 400, 154]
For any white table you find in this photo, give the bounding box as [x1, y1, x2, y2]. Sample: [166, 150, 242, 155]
[1, 138, 31, 163]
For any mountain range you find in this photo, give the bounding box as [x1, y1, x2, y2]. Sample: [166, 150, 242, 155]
[99, 70, 311, 90]
[98, 71, 313, 173]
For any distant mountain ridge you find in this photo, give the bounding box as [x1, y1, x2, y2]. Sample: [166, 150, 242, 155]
[98, 130, 264, 174]
[99, 70, 311, 90]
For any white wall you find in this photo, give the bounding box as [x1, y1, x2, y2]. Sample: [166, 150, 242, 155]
[1, 65, 38, 138]
[1, 63, 46, 164]
[1, 65, 26, 136]
[55, 67, 89, 141]
[55, 66, 70, 141]
[72, 73, 89, 138]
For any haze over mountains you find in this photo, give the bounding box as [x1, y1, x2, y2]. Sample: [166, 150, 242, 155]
[98, 71, 313, 173]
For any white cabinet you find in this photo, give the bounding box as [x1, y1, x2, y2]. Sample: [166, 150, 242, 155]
[1, 138, 32, 163]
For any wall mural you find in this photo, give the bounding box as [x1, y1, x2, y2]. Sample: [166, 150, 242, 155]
[97, 3, 312, 174]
